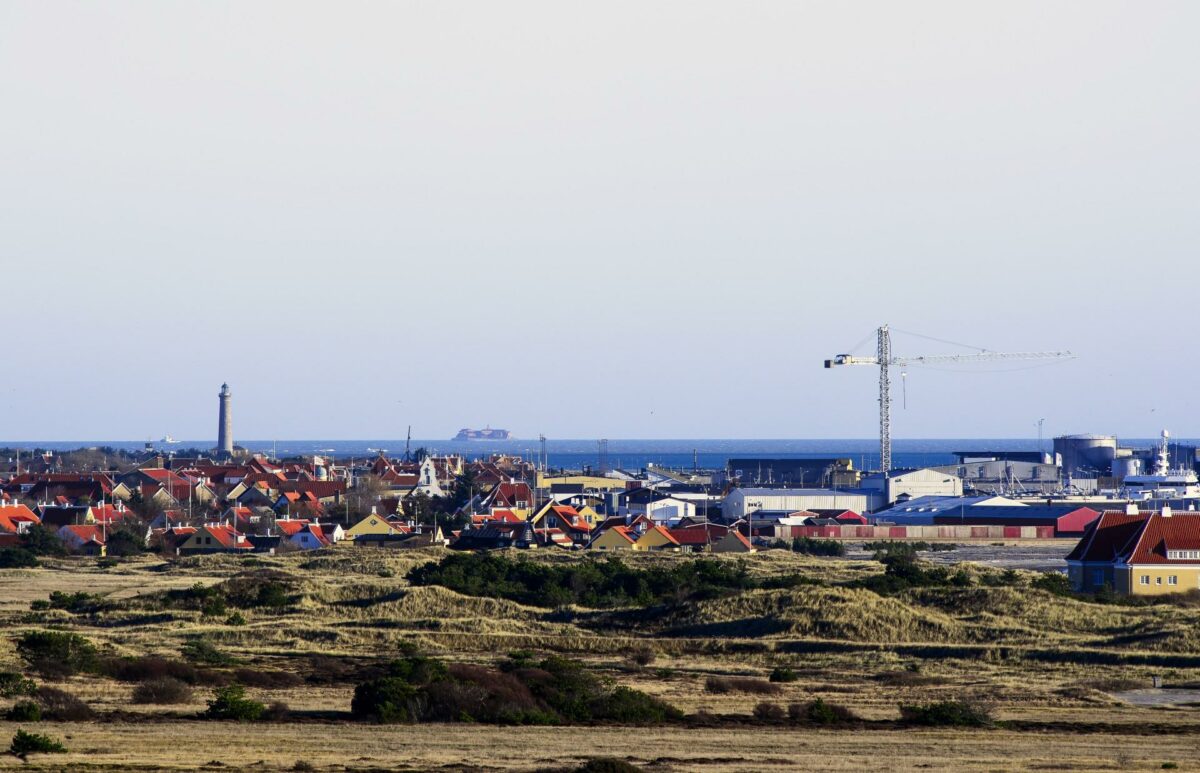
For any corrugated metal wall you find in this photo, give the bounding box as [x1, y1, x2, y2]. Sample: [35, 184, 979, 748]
[777, 524, 1055, 540]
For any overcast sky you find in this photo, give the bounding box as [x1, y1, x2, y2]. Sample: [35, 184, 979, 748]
[1, 1, 1197, 441]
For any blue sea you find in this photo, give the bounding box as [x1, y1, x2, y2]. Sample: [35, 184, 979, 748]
[0, 438, 1098, 471]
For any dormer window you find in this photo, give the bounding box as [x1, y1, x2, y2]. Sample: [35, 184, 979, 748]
[1167, 550, 1200, 560]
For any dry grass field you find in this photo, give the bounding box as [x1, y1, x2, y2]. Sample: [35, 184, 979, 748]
[3, 546, 1200, 771]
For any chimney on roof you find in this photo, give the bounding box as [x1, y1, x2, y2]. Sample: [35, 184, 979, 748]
[1163, 505, 1173, 518]
[1125, 502, 1140, 516]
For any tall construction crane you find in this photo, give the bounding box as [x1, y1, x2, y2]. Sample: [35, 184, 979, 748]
[825, 325, 1074, 472]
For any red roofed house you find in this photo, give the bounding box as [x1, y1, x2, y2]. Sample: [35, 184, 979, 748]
[1067, 506, 1200, 595]
[667, 523, 730, 552]
[57, 524, 107, 556]
[0, 503, 40, 536]
[176, 524, 255, 555]
[589, 524, 638, 551]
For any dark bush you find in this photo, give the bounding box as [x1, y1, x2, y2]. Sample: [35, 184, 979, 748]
[1031, 572, 1072, 596]
[753, 701, 785, 720]
[8, 729, 66, 757]
[874, 669, 943, 687]
[101, 655, 198, 684]
[387, 655, 449, 686]
[35, 686, 94, 721]
[225, 612, 247, 626]
[183, 638, 235, 666]
[232, 668, 303, 690]
[105, 527, 146, 557]
[576, 759, 646, 773]
[705, 676, 781, 695]
[205, 684, 265, 721]
[791, 537, 846, 556]
[592, 686, 679, 724]
[201, 596, 228, 618]
[5, 701, 41, 721]
[34, 590, 104, 614]
[0, 547, 38, 568]
[19, 525, 66, 557]
[408, 552, 762, 609]
[852, 551, 972, 596]
[627, 647, 656, 668]
[0, 671, 36, 698]
[769, 667, 798, 683]
[132, 677, 195, 704]
[899, 699, 993, 727]
[351, 676, 423, 723]
[353, 653, 679, 726]
[18, 630, 98, 678]
[263, 700, 290, 721]
[789, 697, 857, 724]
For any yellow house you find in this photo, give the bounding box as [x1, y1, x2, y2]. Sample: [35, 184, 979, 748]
[1068, 508, 1200, 595]
[634, 524, 681, 552]
[536, 473, 627, 492]
[590, 525, 637, 551]
[530, 503, 597, 529]
[713, 530, 756, 554]
[345, 512, 408, 539]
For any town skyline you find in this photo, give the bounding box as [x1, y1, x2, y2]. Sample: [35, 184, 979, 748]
[3, 2, 1199, 440]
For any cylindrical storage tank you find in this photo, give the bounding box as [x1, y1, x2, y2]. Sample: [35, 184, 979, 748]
[1111, 457, 1143, 481]
[1054, 434, 1119, 476]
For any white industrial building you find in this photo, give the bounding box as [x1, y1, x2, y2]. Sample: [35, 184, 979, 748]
[723, 488, 880, 519]
[860, 468, 963, 505]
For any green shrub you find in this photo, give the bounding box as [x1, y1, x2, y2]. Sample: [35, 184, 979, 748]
[8, 729, 66, 757]
[183, 638, 235, 666]
[0, 547, 38, 568]
[36, 590, 103, 614]
[790, 697, 857, 724]
[769, 667, 798, 683]
[225, 612, 247, 626]
[201, 596, 228, 618]
[899, 699, 992, 727]
[791, 537, 846, 556]
[0, 672, 36, 698]
[351, 676, 423, 723]
[105, 527, 146, 557]
[1031, 571, 1072, 596]
[5, 701, 41, 721]
[387, 655, 449, 686]
[96, 557, 119, 569]
[18, 630, 98, 678]
[592, 686, 680, 724]
[408, 553, 762, 609]
[18, 525, 66, 557]
[205, 684, 265, 721]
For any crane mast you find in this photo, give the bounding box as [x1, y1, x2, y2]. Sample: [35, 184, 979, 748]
[825, 325, 1073, 473]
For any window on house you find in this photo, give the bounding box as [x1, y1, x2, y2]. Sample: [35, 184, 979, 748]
[1169, 576, 1178, 585]
[1140, 575, 1150, 585]
[1156, 577, 1163, 585]
[1092, 570, 1104, 586]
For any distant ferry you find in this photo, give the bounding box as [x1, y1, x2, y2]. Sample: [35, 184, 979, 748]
[454, 427, 512, 441]
[161, 435, 181, 445]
